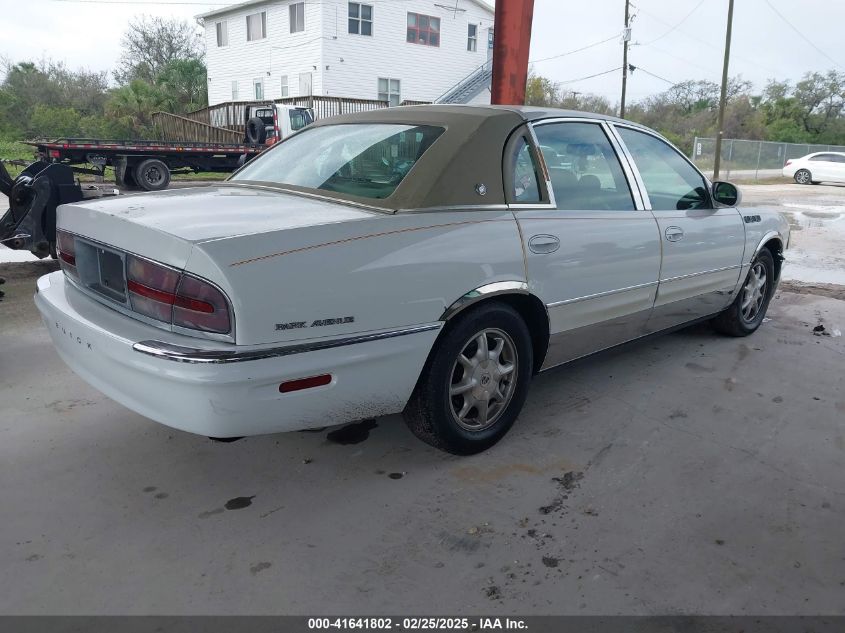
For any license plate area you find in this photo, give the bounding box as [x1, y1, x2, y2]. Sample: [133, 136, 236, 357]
[75, 240, 127, 304]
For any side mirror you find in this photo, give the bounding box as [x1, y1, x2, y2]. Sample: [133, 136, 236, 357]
[712, 181, 741, 208]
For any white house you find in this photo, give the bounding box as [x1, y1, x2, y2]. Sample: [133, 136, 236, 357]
[198, 0, 495, 106]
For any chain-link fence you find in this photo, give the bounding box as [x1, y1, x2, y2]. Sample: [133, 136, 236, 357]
[690, 137, 845, 181]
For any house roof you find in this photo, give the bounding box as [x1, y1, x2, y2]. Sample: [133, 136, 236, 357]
[198, 0, 494, 22]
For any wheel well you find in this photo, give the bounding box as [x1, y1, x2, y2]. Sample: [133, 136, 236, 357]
[443, 293, 550, 374]
[762, 238, 784, 280]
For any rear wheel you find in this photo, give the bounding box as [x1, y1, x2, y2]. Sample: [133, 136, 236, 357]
[134, 159, 171, 192]
[712, 249, 776, 337]
[403, 302, 533, 455]
[794, 168, 812, 185]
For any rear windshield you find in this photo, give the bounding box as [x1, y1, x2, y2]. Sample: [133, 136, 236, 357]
[232, 123, 445, 199]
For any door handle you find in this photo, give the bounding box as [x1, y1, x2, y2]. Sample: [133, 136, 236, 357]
[664, 226, 684, 242]
[528, 234, 561, 254]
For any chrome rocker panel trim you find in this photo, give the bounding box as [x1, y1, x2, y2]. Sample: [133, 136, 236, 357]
[133, 323, 442, 364]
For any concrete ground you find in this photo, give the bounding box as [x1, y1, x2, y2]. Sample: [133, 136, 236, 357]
[1, 259, 844, 615]
[1, 181, 844, 615]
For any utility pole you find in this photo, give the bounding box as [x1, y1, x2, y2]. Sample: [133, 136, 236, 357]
[490, 0, 536, 105]
[620, 0, 630, 119]
[713, 0, 735, 180]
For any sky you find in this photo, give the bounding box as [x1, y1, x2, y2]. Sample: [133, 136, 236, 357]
[1, 0, 844, 103]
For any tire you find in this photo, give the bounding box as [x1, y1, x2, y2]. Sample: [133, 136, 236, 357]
[246, 117, 267, 144]
[712, 249, 776, 337]
[115, 168, 140, 190]
[403, 302, 533, 455]
[134, 159, 171, 192]
[794, 169, 812, 185]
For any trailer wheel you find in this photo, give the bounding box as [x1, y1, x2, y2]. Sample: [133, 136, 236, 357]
[134, 159, 171, 191]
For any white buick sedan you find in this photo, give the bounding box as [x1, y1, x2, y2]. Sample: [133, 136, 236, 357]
[35, 106, 790, 454]
[783, 151, 845, 184]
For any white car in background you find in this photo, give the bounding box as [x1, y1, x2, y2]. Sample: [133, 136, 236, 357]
[783, 151, 845, 185]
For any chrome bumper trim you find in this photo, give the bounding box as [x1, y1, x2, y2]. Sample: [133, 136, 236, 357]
[132, 323, 441, 364]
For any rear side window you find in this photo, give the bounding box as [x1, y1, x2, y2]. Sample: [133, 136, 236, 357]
[508, 136, 542, 204]
[810, 153, 837, 162]
[232, 123, 444, 200]
[617, 127, 709, 211]
[534, 122, 634, 211]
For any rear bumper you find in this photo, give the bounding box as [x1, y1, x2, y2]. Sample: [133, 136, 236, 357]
[35, 272, 440, 437]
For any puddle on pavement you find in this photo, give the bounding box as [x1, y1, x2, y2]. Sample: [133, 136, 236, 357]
[224, 496, 256, 510]
[326, 419, 378, 445]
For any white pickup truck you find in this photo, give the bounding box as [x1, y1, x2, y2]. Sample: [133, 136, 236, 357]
[244, 103, 315, 145]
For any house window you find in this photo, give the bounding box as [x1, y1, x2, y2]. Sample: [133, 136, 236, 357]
[254, 79, 264, 100]
[216, 20, 228, 47]
[231, 80, 239, 100]
[349, 2, 373, 36]
[378, 77, 401, 107]
[246, 11, 266, 41]
[467, 24, 477, 52]
[290, 2, 305, 33]
[407, 12, 440, 47]
[280, 75, 289, 97]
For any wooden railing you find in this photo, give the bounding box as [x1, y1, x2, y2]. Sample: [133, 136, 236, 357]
[185, 96, 392, 137]
[151, 111, 242, 144]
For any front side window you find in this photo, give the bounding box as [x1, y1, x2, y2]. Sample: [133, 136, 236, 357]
[246, 11, 266, 41]
[534, 122, 634, 211]
[407, 12, 440, 47]
[617, 126, 709, 211]
[232, 124, 445, 200]
[290, 2, 305, 33]
[378, 77, 401, 107]
[216, 21, 228, 47]
[467, 24, 477, 51]
[508, 137, 541, 204]
[349, 2, 373, 35]
[253, 79, 264, 100]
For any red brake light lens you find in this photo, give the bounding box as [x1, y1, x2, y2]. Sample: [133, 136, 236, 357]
[172, 275, 231, 333]
[785, 159, 792, 166]
[56, 230, 78, 279]
[126, 255, 231, 335]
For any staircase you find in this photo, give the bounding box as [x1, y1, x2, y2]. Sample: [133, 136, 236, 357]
[435, 60, 493, 104]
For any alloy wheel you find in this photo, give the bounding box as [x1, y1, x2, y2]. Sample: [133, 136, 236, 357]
[448, 328, 518, 431]
[740, 262, 768, 322]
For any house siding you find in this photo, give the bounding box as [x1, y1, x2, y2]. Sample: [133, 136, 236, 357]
[204, 0, 324, 105]
[203, 0, 493, 106]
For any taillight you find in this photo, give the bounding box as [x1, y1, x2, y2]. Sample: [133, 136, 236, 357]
[56, 230, 78, 279]
[126, 255, 231, 335]
[785, 159, 792, 166]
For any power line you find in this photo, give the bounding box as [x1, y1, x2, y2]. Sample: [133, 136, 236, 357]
[763, 0, 843, 70]
[636, 42, 720, 80]
[530, 35, 618, 64]
[642, 0, 706, 45]
[631, 65, 676, 85]
[633, 3, 777, 74]
[557, 67, 623, 85]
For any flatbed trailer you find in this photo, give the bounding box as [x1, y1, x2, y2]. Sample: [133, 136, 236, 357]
[26, 138, 264, 191]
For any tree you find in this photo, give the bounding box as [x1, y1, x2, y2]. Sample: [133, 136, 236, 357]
[115, 15, 204, 84]
[157, 59, 208, 114]
[106, 80, 166, 136]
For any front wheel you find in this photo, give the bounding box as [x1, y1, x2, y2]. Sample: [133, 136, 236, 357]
[712, 249, 776, 337]
[794, 169, 812, 185]
[403, 302, 533, 455]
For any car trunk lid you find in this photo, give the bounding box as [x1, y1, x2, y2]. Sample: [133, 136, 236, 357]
[57, 184, 379, 270]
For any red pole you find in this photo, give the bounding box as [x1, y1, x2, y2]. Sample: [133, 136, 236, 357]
[490, 0, 536, 105]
